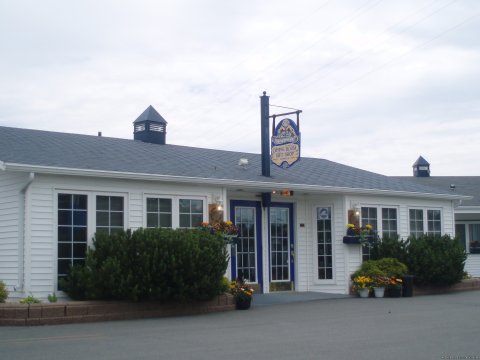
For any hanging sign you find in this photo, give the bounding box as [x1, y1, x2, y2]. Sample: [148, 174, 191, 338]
[271, 118, 301, 168]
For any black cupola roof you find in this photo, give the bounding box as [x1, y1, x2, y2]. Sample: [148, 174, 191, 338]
[133, 105, 167, 145]
[412, 156, 430, 177]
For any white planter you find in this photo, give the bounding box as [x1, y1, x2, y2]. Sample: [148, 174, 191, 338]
[358, 288, 369, 298]
[374, 287, 385, 298]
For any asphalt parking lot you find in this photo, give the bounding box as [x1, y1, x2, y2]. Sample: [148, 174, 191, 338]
[1, 291, 479, 360]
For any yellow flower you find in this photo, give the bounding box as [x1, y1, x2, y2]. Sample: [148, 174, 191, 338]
[365, 224, 373, 230]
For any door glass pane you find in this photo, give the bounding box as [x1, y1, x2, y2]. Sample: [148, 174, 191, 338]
[270, 208, 290, 282]
[235, 207, 257, 283]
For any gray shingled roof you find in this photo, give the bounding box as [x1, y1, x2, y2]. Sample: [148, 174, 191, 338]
[0, 126, 468, 198]
[395, 176, 480, 206]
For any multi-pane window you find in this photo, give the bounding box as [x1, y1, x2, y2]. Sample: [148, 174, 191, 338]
[146, 198, 172, 228]
[179, 199, 203, 228]
[409, 209, 424, 238]
[427, 210, 441, 235]
[382, 208, 398, 238]
[57, 194, 87, 286]
[317, 207, 333, 280]
[361, 207, 377, 261]
[468, 224, 480, 254]
[455, 223, 480, 253]
[96, 196, 124, 235]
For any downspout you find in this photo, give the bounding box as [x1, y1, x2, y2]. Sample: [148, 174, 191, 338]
[18, 172, 35, 293]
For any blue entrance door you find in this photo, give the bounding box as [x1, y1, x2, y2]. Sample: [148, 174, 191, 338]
[230, 200, 263, 287]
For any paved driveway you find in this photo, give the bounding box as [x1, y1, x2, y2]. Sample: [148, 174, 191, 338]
[1, 291, 479, 360]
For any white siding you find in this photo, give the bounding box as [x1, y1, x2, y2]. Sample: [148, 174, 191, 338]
[24, 173, 222, 298]
[12, 171, 462, 298]
[295, 195, 348, 294]
[465, 256, 480, 277]
[0, 171, 28, 291]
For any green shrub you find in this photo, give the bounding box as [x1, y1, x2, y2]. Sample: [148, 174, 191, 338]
[374, 258, 408, 278]
[0, 281, 8, 303]
[351, 258, 408, 280]
[47, 292, 58, 303]
[61, 228, 229, 302]
[406, 234, 466, 286]
[351, 260, 386, 280]
[370, 235, 408, 263]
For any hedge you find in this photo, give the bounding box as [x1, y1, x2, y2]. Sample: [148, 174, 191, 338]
[370, 234, 466, 286]
[60, 228, 229, 302]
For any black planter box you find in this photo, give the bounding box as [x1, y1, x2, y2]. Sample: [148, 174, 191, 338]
[343, 236, 361, 244]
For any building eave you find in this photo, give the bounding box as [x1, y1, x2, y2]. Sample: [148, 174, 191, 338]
[1, 162, 471, 201]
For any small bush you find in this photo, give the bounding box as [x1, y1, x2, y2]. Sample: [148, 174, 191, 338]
[406, 234, 466, 286]
[20, 295, 41, 304]
[0, 281, 8, 303]
[351, 258, 408, 280]
[47, 293, 58, 303]
[219, 276, 230, 294]
[351, 260, 386, 280]
[61, 228, 229, 302]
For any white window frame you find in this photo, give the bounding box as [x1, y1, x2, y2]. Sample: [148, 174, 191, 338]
[408, 207, 443, 237]
[144, 195, 174, 229]
[456, 221, 480, 254]
[358, 204, 399, 237]
[54, 190, 127, 291]
[95, 194, 126, 235]
[313, 204, 335, 284]
[143, 194, 207, 229]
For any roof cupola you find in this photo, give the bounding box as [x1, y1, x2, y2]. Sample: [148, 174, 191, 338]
[133, 105, 167, 145]
[412, 156, 430, 177]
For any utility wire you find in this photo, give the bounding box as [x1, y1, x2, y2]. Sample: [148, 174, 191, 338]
[188, 0, 385, 142]
[303, 10, 480, 109]
[275, 0, 450, 98]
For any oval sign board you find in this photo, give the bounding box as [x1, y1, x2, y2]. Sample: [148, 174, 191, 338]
[271, 118, 301, 168]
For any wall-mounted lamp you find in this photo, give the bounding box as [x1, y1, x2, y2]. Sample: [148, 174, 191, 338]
[215, 196, 224, 211]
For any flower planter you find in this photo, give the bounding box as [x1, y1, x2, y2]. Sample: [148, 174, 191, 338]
[358, 288, 369, 298]
[373, 287, 385, 298]
[343, 236, 361, 244]
[235, 297, 252, 310]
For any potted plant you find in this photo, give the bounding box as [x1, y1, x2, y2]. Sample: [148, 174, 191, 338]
[387, 277, 403, 297]
[343, 224, 374, 244]
[230, 277, 254, 310]
[200, 220, 239, 244]
[372, 276, 389, 298]
[352, 276, 373, 298]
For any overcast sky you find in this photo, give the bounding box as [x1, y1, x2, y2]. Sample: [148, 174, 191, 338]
[1, 0, 479, 176]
